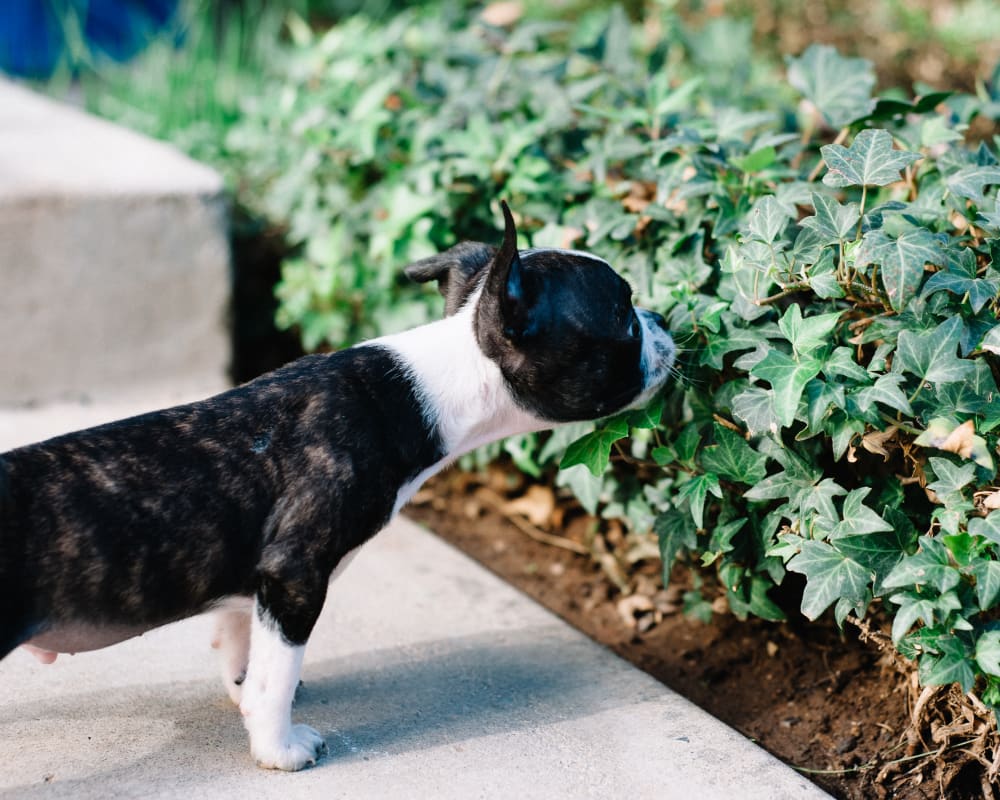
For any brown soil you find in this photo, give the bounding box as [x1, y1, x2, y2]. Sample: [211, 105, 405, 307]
[406, 469, 999, 800]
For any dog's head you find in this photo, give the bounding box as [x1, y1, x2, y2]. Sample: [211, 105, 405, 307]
[405, 202, 675, 422]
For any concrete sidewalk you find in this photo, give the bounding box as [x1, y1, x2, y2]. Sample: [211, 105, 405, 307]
[0, 401, 831, 800]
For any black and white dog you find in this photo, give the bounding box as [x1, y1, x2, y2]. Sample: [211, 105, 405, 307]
[0, 202, 675, 770]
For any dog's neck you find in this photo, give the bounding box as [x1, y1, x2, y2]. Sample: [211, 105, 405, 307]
[372, 291, 550, 461]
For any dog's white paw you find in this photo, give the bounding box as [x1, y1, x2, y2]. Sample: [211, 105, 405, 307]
[251, 724, 327, 771]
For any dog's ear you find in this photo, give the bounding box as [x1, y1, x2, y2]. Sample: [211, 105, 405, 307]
[405, 242, 496, 315]
[485, 201, 534, 342]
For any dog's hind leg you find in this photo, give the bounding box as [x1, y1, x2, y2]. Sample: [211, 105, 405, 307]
[212, 605, 252, 705]
[239, 533, 329, 771]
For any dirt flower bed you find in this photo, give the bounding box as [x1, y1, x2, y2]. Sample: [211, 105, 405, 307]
[406, 468, 1000, 800]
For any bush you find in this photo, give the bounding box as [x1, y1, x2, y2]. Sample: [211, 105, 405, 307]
[69, 1, 1000, 715]
[232, 5, 1000, 710]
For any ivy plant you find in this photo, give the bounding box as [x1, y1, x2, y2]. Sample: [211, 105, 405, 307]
[229, 7, 1000, 709]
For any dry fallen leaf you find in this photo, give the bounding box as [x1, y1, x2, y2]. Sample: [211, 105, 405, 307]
[616, 594, 658, 629]
[915, 418, 994, 469]
[502, 484, 556, 528]
[977, 489, 1000, 511]
[861, 426, 898, 460]
[480, 0, 523, 26]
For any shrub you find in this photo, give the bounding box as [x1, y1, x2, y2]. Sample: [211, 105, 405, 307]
[232, 5, 1000, 710]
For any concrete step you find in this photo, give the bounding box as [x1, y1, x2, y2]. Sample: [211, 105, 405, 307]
[0, 399, 832, 800]
[0, 79, 231, 408]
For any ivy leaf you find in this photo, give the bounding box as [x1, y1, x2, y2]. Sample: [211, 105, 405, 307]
[968, 514, 1000, 547]
[852, 373, 913, 416]
[626, 394, 666, 429]
[823, 347, 871, 383]
[732, 386, 781, 437]
[895, 316, 976, 384]
[946, 165, 1000, 205]
[836, 526, 913, 596]
[798, 193, 861, 244]
[971, 561, 1000, 611]
[751, 350, 823, 427]
[888, 591, 940, 643]
[821, 129, 921, 189]
[700, 423, 768, 484]
[676, 473, 722, 529]
[656, 509, 697, 589]
[856, 228, 944, 311]
[701, 326, 768, 369]
[776, 303, 842, 356]
[787, 540, 871, 620]
[560, 416, 630, 476]
[786, 44, 876, 128]
[746, 195, 794, 244]
[830, 488, 893, 537]
[882, 536, 962, 594]
[926, 456, 978, 497]
[919, 636, 976, 692]
[976, 630, 1000, 675]
[921, 269, 1000, 314]
[556, 465, 603, 515]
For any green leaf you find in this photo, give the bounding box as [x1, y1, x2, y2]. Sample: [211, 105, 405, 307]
[673, 424, 702, 464]
[787, 540, 871, 620]
[968, 515, 1000, 547]
[560, 416, 630, 476]
[888, 591, 940, 643]
[946, 165, 1000, 205]
[700, 423, 768, 485]
[895, 316, 977, 384]
[921, 269, 1000, 314]
[676, 473, 721, 529]
[776, 304, 842, 356]
[836, 526, 913, 596]
[821, 129, 921, 189]
[656, 509, 697, 588]
[748, 576, 787, 622]
[751, 350, 823, 427]
[556, 464, 603, 515]
[626, 394, 666, 429]
[701, 326, 768, 369]
[823, 347, 871, 383]
[746, 195, 793, 244]
[976, 630, 1000, 676]
[732, 145, 777, 173]
[831, 488, 893, 537]
[786, 44, 876, 128]
[852, 373, 913, 415]
[926, 456, 978, 496]
[732, 386, 781, 437]
[919, 636, 976, 692]
[972, 561, 1000, 610]
[883, 536, 962, 594]
[798, 193, 861, 244]
[856, 228, 944, 311]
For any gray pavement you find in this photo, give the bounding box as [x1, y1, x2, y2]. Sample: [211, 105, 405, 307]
[0, 399, 831, 800]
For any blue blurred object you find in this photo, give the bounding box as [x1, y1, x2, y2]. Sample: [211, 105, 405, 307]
[0, 0, 180, 78]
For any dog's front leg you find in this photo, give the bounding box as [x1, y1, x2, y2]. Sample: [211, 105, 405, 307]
[239, 541, 328, 771]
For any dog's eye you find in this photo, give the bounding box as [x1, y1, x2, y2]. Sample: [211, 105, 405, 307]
[628, 313, 641, 339]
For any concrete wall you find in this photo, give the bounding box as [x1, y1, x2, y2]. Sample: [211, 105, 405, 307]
[0, 80, 231, 407]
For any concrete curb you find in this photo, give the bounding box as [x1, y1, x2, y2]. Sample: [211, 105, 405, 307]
[0, 401, 831, 800]
[0, 80, 230, 408]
